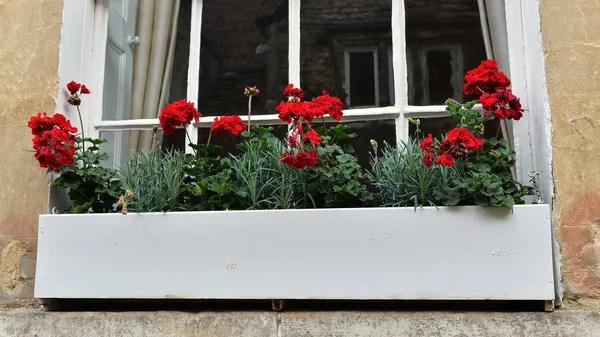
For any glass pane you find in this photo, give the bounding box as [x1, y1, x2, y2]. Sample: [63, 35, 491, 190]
[405, 0, 487, 105]
[300, 0, 393, 107]
[198, 0, 289, 116]
[102, 0, 190, 120]
[348, 51, 377, 106]
[409, 116, 502, 140]
[99, 130, 186, 169]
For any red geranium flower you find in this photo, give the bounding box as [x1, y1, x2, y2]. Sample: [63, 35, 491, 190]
[28, 113, 55, 136]
[420, 133, 433, 151]
[439, 127, 483, 158]
[211, 115, 247, 135]
[308, 91, 344, 121]
[80, 85, 91, 95]
[66, 81, 91, 106]
[28, 113, 78, 172]
[463, 60, 511, 97]
[159, 99, 202, 135]
[303, 129, 321, 145]
[422, 152, 434, 168]
[276, 101, 309, 123]
[66, 81, 82, 95]
[436, 154, 455, 167]
[479, 88, 524, 120]
[280, 149, 318, 169]
[283, 84, 304, 99]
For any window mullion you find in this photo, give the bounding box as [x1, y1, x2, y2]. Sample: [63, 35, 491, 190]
[90, 0, 109, 140]
[392, 0, 408, 143]
[185, 0, 203, 154]
[289, 0, 301, 86]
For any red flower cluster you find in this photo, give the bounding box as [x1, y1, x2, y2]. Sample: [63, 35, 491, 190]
[159, 99, 202, 134]
[211, 115, 247, 135]
[276, 100, 313, 123]
[442, 127, 484, 154]
[66, 81, 90, 106]
[276, 86, 344, 124]
[28, 113, 78, 172]
[281, 149, 318, 169]
[479, 88, 524, 120]
[419, 128, 483, 167]
[463, 60, 511, 97]
[309, 91, 344, 121]
[303, 129, 321, 145]
[275, 85, 343, 169]
[283, 84, 304, 100]
[436, 154, 455, 166]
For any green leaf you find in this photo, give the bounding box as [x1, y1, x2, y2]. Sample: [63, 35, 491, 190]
[72, 201, 93, 214]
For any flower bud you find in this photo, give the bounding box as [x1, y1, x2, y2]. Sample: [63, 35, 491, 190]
[244, 86, 260, 97]
[67, 96, 81, 106]
[370, 139, 378, 149]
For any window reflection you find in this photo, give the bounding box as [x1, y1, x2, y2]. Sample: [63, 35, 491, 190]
[194, 0, 289, 116]
[405, 0, 487, 105]
[300, 0, 393, 108]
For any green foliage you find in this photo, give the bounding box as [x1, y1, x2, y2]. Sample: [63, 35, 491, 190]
[434, 139, 532, 207]
[180, 143, 236, 211]
[186, 125, 373, 210]
[230, 127, 312, 210]
[445, 99, 487, 135]
[121, 146, 187, 212]
[369, 139, 455, 208]
[305, 127, 373, 208]
[53, 138, 123, 213]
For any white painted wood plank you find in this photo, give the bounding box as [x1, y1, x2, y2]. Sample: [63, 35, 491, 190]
[288, 0, 301, 86]
[94, 108, 402, 131]
[184, 0, 203, 154]
[56, 0, 96, 135]
[35, 205, 554, 300]
[88, 0, 110, 140]
[392, 0, 407, 142]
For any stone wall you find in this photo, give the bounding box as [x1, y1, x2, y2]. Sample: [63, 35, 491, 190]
[540, 0, 600, 307]
[0, 1, 63, 302]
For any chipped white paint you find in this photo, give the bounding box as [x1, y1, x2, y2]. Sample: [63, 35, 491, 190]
[35, 205, 554, 300]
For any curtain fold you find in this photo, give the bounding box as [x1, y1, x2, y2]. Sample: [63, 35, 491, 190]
[129, 0, 181, 152]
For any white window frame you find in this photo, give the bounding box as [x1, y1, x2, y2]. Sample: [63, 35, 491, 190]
[387, 46, 395, 106]
[344, 47, 380, 108]
[55, 0, 554, 204]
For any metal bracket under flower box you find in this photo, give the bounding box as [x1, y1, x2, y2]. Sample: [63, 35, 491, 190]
[35, 205, 554, 303]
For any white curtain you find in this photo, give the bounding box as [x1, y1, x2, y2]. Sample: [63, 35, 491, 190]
[479, 0, 516, 179]
[129, 0, 181, 152]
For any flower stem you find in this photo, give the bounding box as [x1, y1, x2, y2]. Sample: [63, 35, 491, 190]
[247, 96, 252, 132]
[76, 105, 85, 153]
[207, 129, 213, 145]
[184, 127, 197, 156]
[321, 116, 327, 138]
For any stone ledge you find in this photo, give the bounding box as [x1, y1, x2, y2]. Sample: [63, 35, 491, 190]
[0, 309, 599, 337]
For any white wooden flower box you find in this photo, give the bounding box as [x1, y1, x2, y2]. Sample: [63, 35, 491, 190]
[34, 205, 554, 302]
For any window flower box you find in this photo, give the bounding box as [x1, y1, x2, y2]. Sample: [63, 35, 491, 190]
[35, 204, 554, 302]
